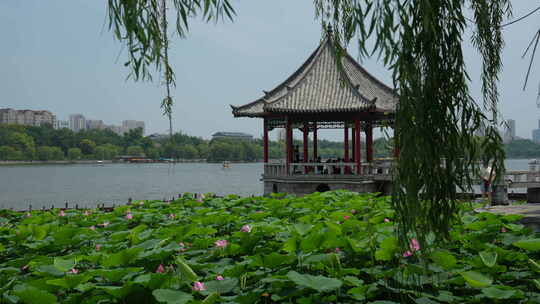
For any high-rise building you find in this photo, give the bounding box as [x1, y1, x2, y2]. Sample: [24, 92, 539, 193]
[533, 119, 540, 143]
[0, 108, 56, 127]
[503, 119, 516, 143]
[122, 120, 145, 134]
[533, 128, 540, 143]
[277, 129, 286, 141]
[69, 114, 86, 132]
[86, 120, 105, 130]
[54, 120, 69, 130]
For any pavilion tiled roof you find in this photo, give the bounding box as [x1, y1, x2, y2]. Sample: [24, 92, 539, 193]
[231, 31, 398, 118]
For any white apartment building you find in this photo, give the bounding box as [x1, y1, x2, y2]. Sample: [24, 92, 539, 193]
[0, 108, 56, 127]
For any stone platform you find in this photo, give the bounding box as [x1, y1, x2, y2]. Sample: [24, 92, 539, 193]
[476, 204, 540, 231]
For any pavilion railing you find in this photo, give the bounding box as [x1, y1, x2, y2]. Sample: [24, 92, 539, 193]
[263, 160, 394, 178]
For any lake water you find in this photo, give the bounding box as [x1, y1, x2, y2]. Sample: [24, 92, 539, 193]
[0, 159, 532, 210]
[0, 163, 263, 210]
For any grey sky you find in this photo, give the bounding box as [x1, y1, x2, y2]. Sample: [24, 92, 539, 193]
[1, 1, 540, 140]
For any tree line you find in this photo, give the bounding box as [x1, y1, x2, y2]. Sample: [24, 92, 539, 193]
[0, 124, 393, 162]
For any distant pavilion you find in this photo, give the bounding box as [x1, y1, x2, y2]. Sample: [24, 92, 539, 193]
[231, 29, 398, 195]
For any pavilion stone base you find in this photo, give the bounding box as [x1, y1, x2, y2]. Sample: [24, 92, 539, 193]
[263, 177, 392, 196]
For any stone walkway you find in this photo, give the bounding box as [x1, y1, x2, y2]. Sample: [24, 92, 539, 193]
[476, 203, 540, 231]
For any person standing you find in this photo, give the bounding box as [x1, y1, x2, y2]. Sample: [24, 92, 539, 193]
[481, 164, 494, 201]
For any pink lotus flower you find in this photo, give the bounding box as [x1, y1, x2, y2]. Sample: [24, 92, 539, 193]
[410, 239, 421, 251]
[100, 221, 109, 227]
[192, 281, 206, 291]
[83, 210, 90, 216]
[96, 244, 102, 251]
[21, 264, 29, 271]
[59, 210, 66, 217]
[169, 213, 176, 219]
[89, 225, 96, 231]
[125, 213, 133, 220]
[216, 275, 224, 281]
[343, 215, 350, 220]
[69, 268, 78, 274]
[384, 218, 390, 223]
[403, 250, 413, 257]
[501, 227, 507, 233]
[155, 264, 165, 273]
[241, 224, 252, 233]
[335, 247, 341, 253]
[215, 240, 228, 248]
[139, 201, 144, 205]
[351, 209, 357, 214]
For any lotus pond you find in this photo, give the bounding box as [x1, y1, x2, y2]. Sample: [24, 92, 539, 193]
[0, 191, 539, 303]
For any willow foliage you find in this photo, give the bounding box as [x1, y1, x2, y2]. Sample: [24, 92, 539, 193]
[107, 0, 235, 134]
[314, 0, 509, 246]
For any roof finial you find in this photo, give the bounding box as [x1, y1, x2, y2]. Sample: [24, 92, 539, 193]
[327, 24, 333, 35]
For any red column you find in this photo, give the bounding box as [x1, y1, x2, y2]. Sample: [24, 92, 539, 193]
[303, 122, 309, 173]
[366, 123, 373, 162]
[355, 119, 361, 174]
[286, 118, 293, 174]
[303, 122, 309, 162]
[344, 126, 349, 161]
[344, 125, 349, 174]
[313, 122, 318, 160]
[351, 125, 356, 162]
[263, 119, 269, 163]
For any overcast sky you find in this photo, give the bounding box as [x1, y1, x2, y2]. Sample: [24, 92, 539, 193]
[2, 1, 540, 140]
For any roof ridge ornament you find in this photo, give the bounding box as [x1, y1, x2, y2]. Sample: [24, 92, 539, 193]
[369, 97, 378, 109]
[327, 24, 333, 35]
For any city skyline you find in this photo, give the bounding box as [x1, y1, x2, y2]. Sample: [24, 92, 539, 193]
[2, 1, 540, 140]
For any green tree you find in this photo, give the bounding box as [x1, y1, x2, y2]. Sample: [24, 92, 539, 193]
[146, 147, 160, 160]
[0, 146, 19, 160]
[67, 148, 82, 160]
[123, 128, 144, 148]
[196, 143, 210, 159]
[37, 146, 54, 161]
[79, 139, 96, 155]
[50, 147, 65, 160]
[7, 132, 35, 160]
[126, 145, 145, 156]
[178, 144, 199, 159]
[94, 145, 108, 160]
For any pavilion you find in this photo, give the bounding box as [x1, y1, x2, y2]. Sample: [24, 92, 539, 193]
[231, 29, 399, 195]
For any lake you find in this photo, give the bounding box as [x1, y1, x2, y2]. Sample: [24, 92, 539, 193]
[0, 159, 532, 210]
[0, 163, 263, 210]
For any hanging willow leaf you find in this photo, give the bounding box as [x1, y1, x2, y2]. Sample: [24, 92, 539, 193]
[314, 0, 509, 247]
[107, 0, 235, 136]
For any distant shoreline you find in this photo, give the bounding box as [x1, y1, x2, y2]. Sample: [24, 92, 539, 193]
[0, 160, 114, 166]
[0, 160, 263, 166]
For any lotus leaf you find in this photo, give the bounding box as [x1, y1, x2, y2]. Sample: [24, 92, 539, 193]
[513, 238, 540, 251]
[460, 271, 492, 288]
[152, 289, 193, 304]
[286, 271, 342, 292]
[479, 251, 498, 267]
